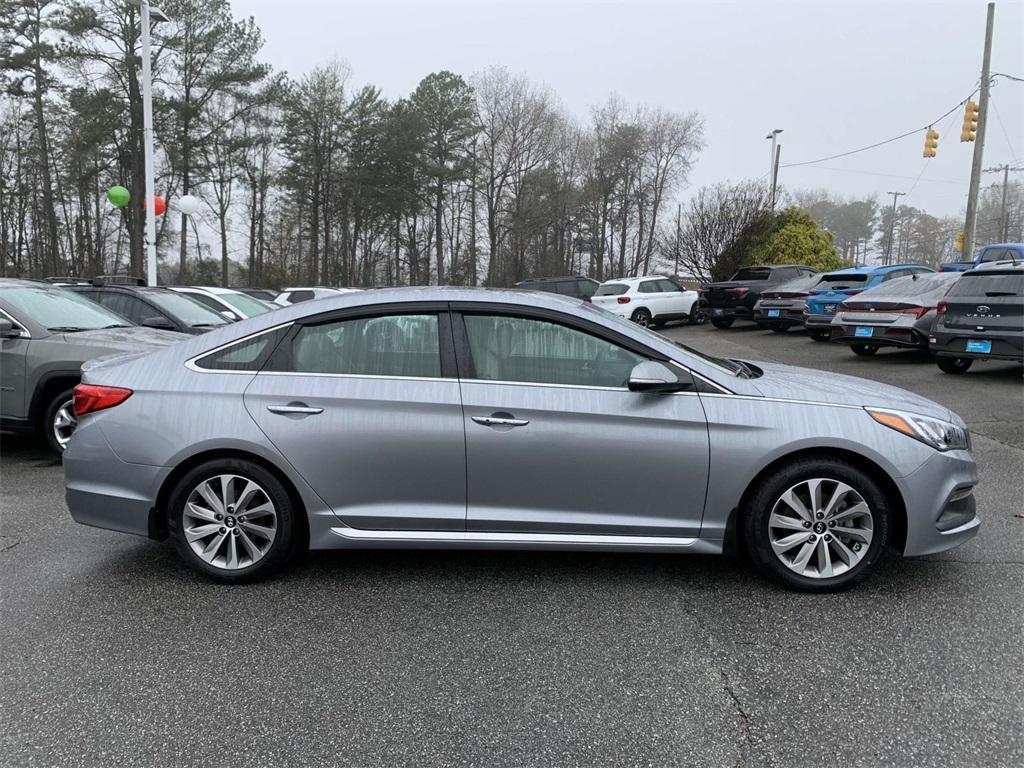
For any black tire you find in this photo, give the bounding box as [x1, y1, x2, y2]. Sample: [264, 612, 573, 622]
[168, 458, 302, 583]
[743, 458, 890, 592]
[808, 329, 831, 342]
[710, 317, 734, 329]
[769, 324, 789, 333]
[42, 387, 76, 459]
[936, 356, 973, 374]
[631, 308, 653, 328]
[851, 343, 878, 356]
[689, 304, 707, 325]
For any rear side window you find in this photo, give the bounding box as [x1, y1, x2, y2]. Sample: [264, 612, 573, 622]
[277, 314, 440, 377]
[950, 274, 1024, 297]
[194, 328, 286, 371]
[554, 281, 579, 296]
[594, 284, 628, 296]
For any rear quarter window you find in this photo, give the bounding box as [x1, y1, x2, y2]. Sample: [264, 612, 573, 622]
[594, 284, 628, 296]
[193, 328, 287, 371]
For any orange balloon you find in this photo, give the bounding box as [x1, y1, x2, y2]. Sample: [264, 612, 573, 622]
[147, 195, 166, 216]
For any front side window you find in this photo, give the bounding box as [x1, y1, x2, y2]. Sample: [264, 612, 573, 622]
[733, 268, 771, 281]
[283, 314, 440, 377]
[980, 248, 1007, 263]
[656, 279, 681, 293]
[638, 281, 660, 294]
[463, 314, 645, 388]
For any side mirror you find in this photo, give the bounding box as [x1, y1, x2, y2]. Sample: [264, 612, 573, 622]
[0, 318, 16, 338]
[141, 316, 174, 330]
[221, 310, 239, 321]
[628, 361, 691, 393]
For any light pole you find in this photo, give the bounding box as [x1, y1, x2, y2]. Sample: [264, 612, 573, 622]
[131, 1, 170, 285]
[766, 129, 783, 209]
[884, 191, 906, 265]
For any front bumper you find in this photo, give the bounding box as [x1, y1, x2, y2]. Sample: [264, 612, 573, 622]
[898, 447, 980, 556]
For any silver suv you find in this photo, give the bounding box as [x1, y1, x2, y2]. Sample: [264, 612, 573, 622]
[0, 279, 185, 455]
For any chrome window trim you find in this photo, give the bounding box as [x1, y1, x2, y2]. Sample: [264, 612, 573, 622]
[258, 370, 459, 384]
[0, 307, 31, 339]
[184, 322, 294, 374]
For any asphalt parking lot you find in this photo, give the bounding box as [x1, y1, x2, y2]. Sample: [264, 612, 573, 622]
[1, 322, 1021, 768]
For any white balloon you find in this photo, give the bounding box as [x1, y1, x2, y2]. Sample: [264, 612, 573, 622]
[176, 194, 202, 216]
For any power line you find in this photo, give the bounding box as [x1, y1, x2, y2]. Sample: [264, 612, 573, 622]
[781, 89, 978, 168]
[991, 71, 1024, 83]
[989, 96, 1020, 164]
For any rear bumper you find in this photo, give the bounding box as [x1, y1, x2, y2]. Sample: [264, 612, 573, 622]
[64, 421, 167, 538]
[930, 330, 1023, 361]
[899, 447, 980, 557]
[803, 312, 835, 329]
[831, 324, 925, 348]
[707, 305, 754, 320]
[753, 307, 805, 326]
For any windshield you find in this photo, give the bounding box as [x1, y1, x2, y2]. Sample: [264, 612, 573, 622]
[1, 286, 131, 331]
[147, 291, 229, 327]
[583, 302, 743, 377]
[732, 268, 771, 281]
[220, 291, 273, 316]
[815, 273, 869, 290]
[594, 283, 629, 296]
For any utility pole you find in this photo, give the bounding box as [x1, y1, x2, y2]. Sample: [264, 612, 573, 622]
[982, 165, 1024, 241]
[765, 129, 783, 209]
[674, 202, 681, 278]
[963, 2, 995, 262]
[884, 191, 906, 265]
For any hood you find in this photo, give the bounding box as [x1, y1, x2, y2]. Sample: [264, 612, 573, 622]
[61, 326, 187, 349]
[748, 361, 952, 420]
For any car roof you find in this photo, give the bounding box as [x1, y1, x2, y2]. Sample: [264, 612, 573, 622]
[601, 276, 667, 286]
[515, 276, 593, 284]
[0, 278, 52, 290]
[823, 264, 932, 276]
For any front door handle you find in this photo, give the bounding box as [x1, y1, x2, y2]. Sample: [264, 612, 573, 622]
[472, 415, 529, 428]
[267, 403, 323, 415]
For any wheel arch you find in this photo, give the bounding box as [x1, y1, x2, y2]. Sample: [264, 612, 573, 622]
[150, 448, 310, 547]
[30, 370, 81, 425]
[722, 446, 907, 557]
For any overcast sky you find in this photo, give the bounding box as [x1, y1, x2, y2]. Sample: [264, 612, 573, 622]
[233, 0, 1023, 218]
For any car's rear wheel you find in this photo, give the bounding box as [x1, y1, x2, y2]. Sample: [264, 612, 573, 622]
[43, 388, 76, 458]
[631, 308, 652, 328]
[851, 343, 878, 356]
[689, 304, 706, 325]
[168, 459, 301, 582]
[710, 317, 733, 329]
[808, 329, 831, 342]
[743, 459, 889, 592]
[936, 356, 973, 374]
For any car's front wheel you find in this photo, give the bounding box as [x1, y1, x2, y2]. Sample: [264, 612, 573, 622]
[168, 459, 302, 582]
[936, 356, 973, 374]
[43, 388, 76, 458]
[851, 343, 878, 356]
[688, 304, 706, 325]
[743, 459, 889, 592]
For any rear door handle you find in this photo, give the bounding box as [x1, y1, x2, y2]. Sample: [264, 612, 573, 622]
[267, 404, 323, 415]
[472, 415, 529, 428]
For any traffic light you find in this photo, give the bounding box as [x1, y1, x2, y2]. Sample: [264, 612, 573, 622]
[922, 127, 939, 158]
[960, 100, 979, 142]
[955, 231, 964, 253]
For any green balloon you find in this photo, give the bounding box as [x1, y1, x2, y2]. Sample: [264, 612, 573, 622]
[107, 185, 130, 208]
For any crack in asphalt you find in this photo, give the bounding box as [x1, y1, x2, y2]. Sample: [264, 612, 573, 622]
[721, 670, 753, 768]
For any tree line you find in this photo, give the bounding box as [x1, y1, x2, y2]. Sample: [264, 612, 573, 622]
[2, 1, 1018, 289]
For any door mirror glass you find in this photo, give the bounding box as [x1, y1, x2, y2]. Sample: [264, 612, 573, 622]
[141, 315, 174, 330]
[628, 360, 689, 393]
[0, 318, 15, 337]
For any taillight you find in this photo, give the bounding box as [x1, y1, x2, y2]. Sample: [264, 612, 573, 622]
[617, 296, 631, 304]
[898, 306, 929, 319]
[936, 300, 947, 317]
[844, 289, 863, 295]
[725, 287, 749, 296]
[72, 384, 133, 417]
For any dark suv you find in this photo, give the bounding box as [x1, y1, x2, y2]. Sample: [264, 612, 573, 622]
[701, 265, 818, 328]
[929, 263, 1024, 374]
[66, 277, 230, 335]
[514, 276, 600, 301]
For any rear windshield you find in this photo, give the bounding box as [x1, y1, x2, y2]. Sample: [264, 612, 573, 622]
[865, 273, 958, 298]
[594, 284, 629, 296]
[950, 273, 1024, 297]
[815, 273, 869, 290]
[732, 268, 771, 281]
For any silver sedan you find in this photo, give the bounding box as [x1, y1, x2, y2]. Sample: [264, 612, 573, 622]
[64, 288, 979, 591]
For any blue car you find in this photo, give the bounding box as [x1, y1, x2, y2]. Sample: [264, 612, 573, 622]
[804, 264, 935, 341]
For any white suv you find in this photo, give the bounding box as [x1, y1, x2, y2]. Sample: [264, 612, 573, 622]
[590, 276, 703, 328]
[168, 286, 275, 321]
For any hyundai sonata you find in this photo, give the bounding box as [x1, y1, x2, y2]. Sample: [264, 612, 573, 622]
[64, 288, 979, 591]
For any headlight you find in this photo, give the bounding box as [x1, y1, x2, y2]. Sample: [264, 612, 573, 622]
[866, 407, 970, 452]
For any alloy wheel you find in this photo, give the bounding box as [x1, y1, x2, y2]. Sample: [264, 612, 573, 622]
[52, 399, 77, 450]
[767, 478, 873, 579]
[183, 474, 278, 570]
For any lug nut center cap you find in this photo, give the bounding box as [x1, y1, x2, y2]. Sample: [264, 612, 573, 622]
[813, 522, 827, 535]
[225, 516, 236, 528]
